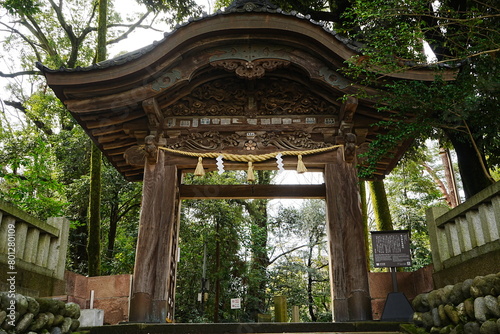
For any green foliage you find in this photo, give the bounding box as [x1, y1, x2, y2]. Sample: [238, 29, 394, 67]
[339, 0, 500, 195]
[176, 171, 248, 322]
[268, 199, 330, 322]
[1, 0, 40, 15]
[138, 0, 203, 23]
[0, 132, 67, 219]
[0, 0, 205, 275]
[384, 144, 447, 271]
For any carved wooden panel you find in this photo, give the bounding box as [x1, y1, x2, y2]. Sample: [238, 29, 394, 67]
[162, 77, 337, 118]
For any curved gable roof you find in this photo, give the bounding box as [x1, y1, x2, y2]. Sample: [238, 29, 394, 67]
[38, 0, 455, 181]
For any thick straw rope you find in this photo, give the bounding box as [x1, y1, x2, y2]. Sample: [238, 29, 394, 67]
[158, 145, 342, 162]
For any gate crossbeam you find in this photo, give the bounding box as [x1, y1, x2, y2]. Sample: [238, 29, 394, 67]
[179, 184, 326, 199]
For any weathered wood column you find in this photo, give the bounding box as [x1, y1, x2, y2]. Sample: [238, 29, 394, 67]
[324, 149, 372, 321]
[129, 149, 180, 322]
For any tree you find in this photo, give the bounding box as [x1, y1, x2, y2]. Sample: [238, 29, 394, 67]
[340, 0, 499, 197]
[368, 180, 393, 231]
[384, 145, 448, 270]
[245, 0, 498, 198]
[86, 0, 109, 277]
[0, 0, 203, 275]
[237, 170, 273, 321]
[175, 171, 248, 323]
[268, 199, 331, 322]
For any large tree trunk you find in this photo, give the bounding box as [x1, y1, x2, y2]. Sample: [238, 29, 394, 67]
[445, 130, 494, 198]
[87, 143, 101, 276]
[368, 180, 394, 231]
[87, 0, 108, 277]
[359, 181, 370, 268]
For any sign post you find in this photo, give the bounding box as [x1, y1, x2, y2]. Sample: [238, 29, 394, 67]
[371, 230, 414, 321]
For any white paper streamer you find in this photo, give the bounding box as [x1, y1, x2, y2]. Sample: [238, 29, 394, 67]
[276, 153, 285, 172]
[216, 155, 225, 175]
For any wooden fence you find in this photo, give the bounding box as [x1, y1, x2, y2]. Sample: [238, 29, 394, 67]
[426, 181, 500, 287]
[0, 199, 69, 296]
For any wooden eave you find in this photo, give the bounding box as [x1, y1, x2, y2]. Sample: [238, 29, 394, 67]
[38, 9, 455, 182]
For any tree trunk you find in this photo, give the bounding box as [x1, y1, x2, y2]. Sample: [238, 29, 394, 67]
[439, 147, 460, 207]
[368, 180, 394, 231]
[444, 130, 493, 199]
[87, 0, 108, 277]
[245, 171, 271, 321]
[106, 201, 118, 260]
[87, 143, 101, 276]
[307, 246, 317, 322]
[213, 219, 221, 323]
[359, 181, 370, 268]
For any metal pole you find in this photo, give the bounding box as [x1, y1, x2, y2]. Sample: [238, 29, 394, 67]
[390, 267, 398, 292]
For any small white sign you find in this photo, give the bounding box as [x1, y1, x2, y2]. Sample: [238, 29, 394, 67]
[230, 298, 241, 309]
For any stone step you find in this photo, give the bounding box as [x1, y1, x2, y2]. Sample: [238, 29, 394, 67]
[87, 321, 406, 334]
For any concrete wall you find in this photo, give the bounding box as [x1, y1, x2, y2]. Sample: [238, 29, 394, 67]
[0, 200, 69, 297]
[369, 265, 434, 320]
[426, 182, 500, 288]
[63, 271, 132, 325]
[58, 266, 433, 323]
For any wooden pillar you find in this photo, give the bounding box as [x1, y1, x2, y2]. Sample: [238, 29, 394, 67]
[129, 150, 180, 322]
[324, 149, 372, 321]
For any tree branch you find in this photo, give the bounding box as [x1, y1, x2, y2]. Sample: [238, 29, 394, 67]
[0, 21, 43, 62]
[3, 100, 53, 136]
[421, 161, 452, 206]
[0, 70, 40, 78]
[21, 15, 60, 61]
[269, 244, 309, 264]
[107, 10, 154, 45]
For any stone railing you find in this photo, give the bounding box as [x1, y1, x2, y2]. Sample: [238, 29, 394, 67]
[0, 199, 70, 296]
[426, 181, 500, 287]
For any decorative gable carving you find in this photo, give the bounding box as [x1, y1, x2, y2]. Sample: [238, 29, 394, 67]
[163, 77, 337, 118]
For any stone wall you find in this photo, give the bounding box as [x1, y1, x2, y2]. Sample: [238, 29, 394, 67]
[0, 292, 81, 333]
[412, 272, 500, 334]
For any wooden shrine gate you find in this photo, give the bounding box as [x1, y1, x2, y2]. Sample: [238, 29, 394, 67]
[127, 145, 371, 322]
[38, 0, 454, 323]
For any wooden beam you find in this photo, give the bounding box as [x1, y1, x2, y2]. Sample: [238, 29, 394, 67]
[130, 153, 180, 322]
[324, 151, 372, 321]
[179, 184, 326, 199]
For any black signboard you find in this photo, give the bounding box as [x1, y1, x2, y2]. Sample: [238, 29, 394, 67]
[371, 230, 412, 268]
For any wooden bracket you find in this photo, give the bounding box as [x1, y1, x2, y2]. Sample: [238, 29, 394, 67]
[123, 135, 159, 166]
[143, 98, 165, 140]
[343, 133, 357, 163]
[339, 96, 358, 123]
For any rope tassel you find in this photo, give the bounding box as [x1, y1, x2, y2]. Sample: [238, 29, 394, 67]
[297, 155, 307, 173]
[194, 157, 205, 176]
[247, 161, 255, 182]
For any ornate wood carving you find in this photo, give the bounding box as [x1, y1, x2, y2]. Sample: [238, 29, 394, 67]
[124, 135, 159, 166]
[260, 131, 327, 150]
[168, 130, 327, 152]
[210, 59, 290, 79]
[163, 78, 337, 118]
[343, 133, 357, 163]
